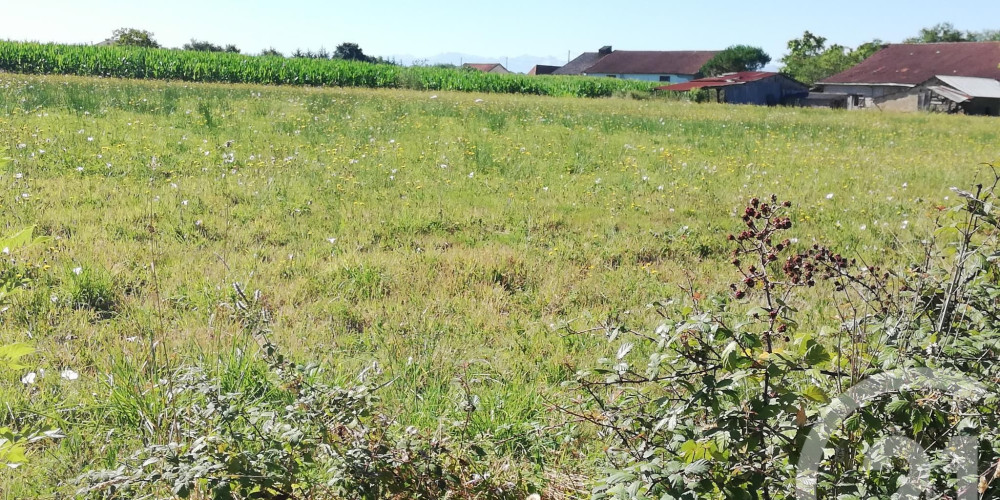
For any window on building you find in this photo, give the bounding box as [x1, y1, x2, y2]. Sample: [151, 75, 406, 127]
[659, 76, 671, 82]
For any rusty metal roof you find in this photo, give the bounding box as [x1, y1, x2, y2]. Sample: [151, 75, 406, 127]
[656, 72, 804, 91]
[820, 42, 1000, 85]
[583, 50, 719, 75]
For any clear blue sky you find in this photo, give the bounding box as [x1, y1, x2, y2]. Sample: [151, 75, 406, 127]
[5, 0, 1000, 67]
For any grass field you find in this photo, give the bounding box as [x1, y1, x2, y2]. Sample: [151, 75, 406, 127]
[1, 74, 999, 496]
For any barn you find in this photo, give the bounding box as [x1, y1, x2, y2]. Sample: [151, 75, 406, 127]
[657, 72, 809, 105]
[817, 42, 1000, 110]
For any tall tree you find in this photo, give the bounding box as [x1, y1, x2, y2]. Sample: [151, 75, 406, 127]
[333, 43, 373, 63]
[110, 28, 160, 48]
[780, 31, 883, 86]
[699, 45, 771, 77]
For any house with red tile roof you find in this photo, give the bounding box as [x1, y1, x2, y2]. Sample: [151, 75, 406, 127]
[550, 46, 719, 83]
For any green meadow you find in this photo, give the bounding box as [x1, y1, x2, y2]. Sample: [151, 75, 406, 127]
[1, 74, 998, 496]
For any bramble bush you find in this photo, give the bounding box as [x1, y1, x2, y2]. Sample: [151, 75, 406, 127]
[75, 284, 533, 499]
[571, 166, 1000, 499]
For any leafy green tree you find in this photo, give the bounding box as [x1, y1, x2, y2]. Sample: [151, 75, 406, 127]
[110, 28, 160, 48]
[780, 31, 883, 86]
[259, 47, 283, 57]
[904, 22, 970, 43]
[904, 23, 1000, 42]
[183, 39, 240, 53]
[333, 42, 373, 63]
[699, 45, 771, 76]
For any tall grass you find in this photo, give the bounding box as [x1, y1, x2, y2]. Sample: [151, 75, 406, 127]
[0, 41, 656, 98]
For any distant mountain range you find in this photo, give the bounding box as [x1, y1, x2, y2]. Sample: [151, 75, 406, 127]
[385, 52, 569, 74]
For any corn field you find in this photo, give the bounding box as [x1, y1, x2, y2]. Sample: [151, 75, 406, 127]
[0, 41, 657, 98]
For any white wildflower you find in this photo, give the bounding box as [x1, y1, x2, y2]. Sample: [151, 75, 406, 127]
[61, 369, 79, 381]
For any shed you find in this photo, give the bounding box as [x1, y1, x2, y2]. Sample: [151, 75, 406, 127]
[657, 72, 809, 105]
[874, 75, 1000, 115]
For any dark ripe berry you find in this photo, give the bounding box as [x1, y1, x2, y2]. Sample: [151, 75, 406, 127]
[807, 280, 816, 287]
[728, 234, 736, 241]
[767, 253, 777, 262]
[745, 278, 756, 288]
[777, 324, 787, 333]
[748, 265, 757, 273]
[768, 310, 778, 318]
[735, 290, 746, 299]
[730, 283, 738, 291]
[732, 258, 741, 267]
[783, 201, 792, 207]
[751, 197, 760, 207]
[776, 243, 785, 251]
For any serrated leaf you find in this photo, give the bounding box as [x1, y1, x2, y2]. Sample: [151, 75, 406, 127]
[801, 385, 830, 404]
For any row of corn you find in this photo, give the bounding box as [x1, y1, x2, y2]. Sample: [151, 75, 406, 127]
[0, 41, 657, 98]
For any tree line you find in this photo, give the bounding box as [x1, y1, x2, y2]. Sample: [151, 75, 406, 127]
[107, 28, 386, 64]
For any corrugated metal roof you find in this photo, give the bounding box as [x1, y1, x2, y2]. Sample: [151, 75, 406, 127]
[584, 50, 719, 75]
[821, 42, 1000, 85]
[935, 75, 1000, 99]
[656, 72, 805, 92]
[928, 85, 972, 103]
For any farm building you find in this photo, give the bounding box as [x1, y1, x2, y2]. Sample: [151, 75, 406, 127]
[657, 72, 808, 105]
[873, 75, 1000, 115]
[551, 46, 614, 75]
[817, 42, 1000, 110]
[463, 63, 511, 74]
[528, 65, 560, 76]
[583, 50, 719, 82]
[550, 46, 718, 82]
